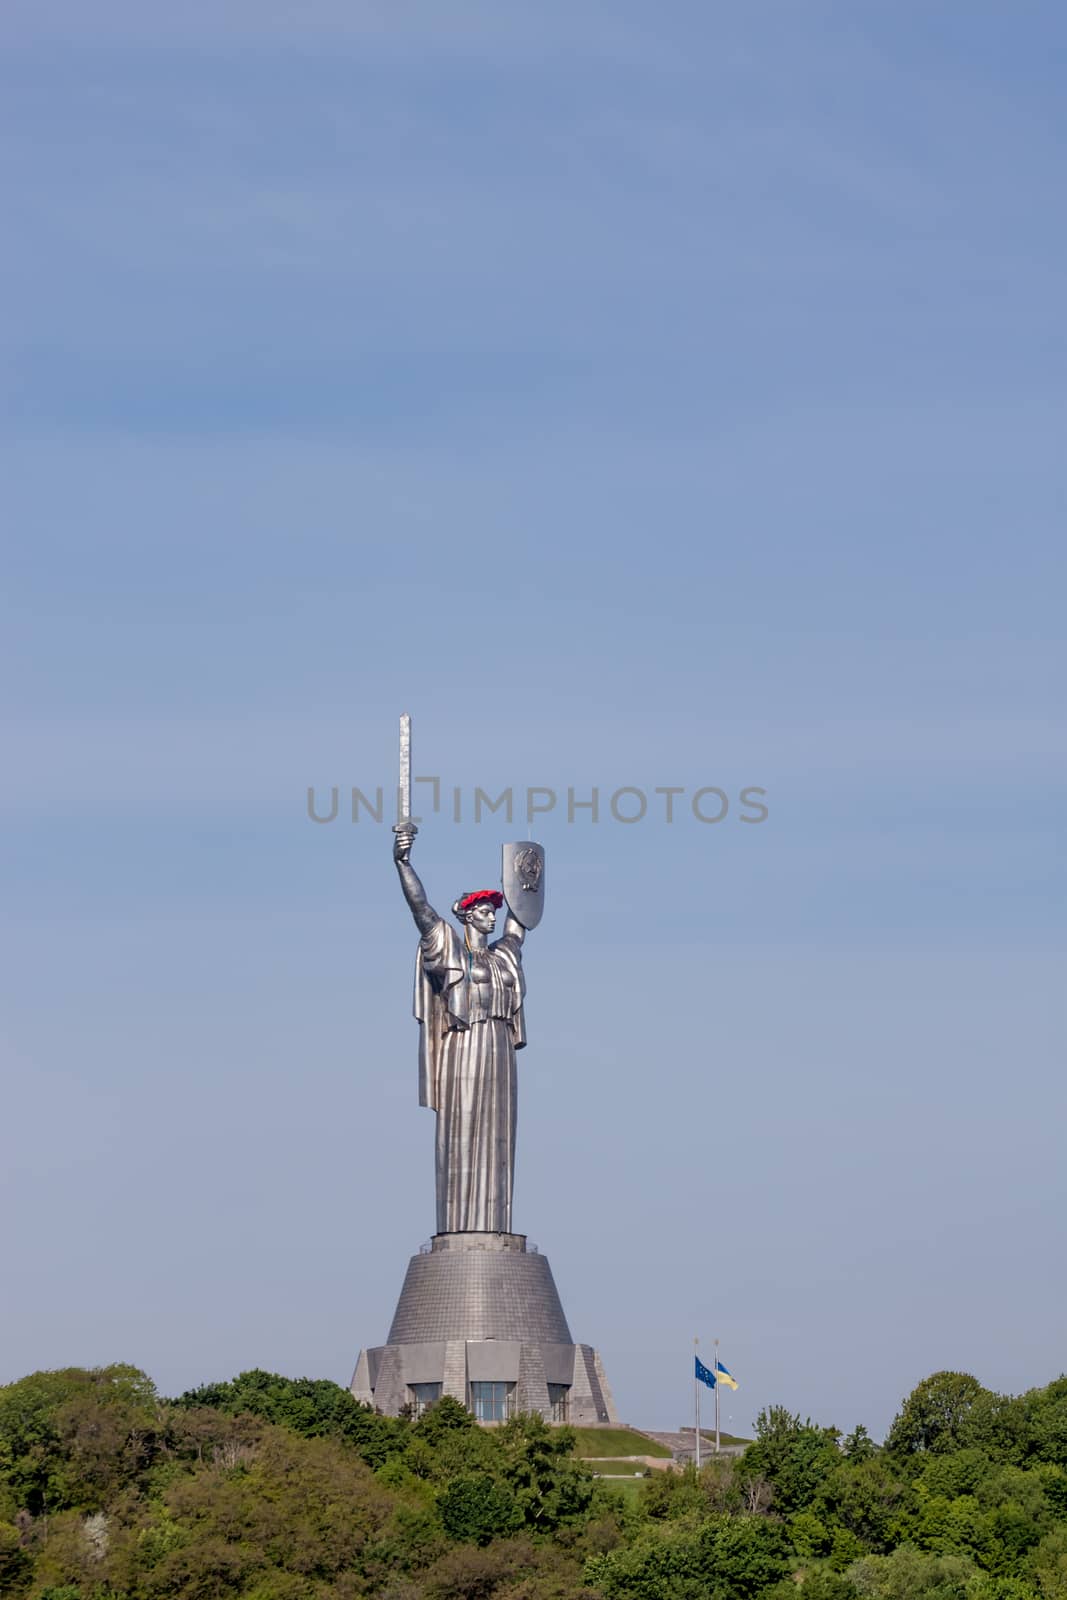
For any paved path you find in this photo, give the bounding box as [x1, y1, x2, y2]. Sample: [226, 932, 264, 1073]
[637, 1429, 747, 1464]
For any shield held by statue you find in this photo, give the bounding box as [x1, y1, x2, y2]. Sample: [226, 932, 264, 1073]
[502, 841, 546, 929]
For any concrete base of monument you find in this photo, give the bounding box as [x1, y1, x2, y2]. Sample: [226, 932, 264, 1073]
[350, 1231, 618, 1424]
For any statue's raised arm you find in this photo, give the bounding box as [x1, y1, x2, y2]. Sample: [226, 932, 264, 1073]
[393, 823, 438, 937]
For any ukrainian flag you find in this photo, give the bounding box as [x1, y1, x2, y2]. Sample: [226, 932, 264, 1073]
[716, 1361, 739, 1391]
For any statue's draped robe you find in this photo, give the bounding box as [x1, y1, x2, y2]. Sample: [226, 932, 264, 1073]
[415, 920, 526, 1234]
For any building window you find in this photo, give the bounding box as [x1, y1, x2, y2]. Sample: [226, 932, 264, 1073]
[469, 1381, 515, 1422]
[547, 1384, 571, 1423]
[408, 1382, 442, 1418]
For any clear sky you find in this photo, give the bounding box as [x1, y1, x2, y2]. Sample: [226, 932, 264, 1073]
[2, 1, 1064, 1441]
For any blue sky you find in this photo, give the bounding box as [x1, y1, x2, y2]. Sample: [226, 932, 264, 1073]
[2, 1, 1064, 1439]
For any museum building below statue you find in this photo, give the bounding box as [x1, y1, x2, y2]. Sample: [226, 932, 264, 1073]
[350, 1231, 617, 1424]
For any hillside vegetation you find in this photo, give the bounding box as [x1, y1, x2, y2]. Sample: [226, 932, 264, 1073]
[2, 1363, 1067, 1598]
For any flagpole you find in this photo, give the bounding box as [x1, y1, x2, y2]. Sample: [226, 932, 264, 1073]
[694, 1336, 701, 1470]
[715, 1337, 721, 1454]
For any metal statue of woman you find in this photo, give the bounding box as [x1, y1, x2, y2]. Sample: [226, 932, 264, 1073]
[392, 818, 542, 1235]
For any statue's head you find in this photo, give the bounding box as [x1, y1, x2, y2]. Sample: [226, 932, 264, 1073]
[452, 888, 503, 933]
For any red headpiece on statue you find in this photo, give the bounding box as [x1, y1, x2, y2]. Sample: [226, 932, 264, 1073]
[458, 889, 504, 911]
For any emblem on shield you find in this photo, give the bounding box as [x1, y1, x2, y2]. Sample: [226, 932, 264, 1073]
[502, 841, 546, 929]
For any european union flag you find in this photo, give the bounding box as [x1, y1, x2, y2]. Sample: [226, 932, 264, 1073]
[695, 1356, 717, 1389]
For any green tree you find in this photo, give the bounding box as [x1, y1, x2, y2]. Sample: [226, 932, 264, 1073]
[3, 1357, 1067, 1600]
[172, 1367, 408, 1468]
[887, 1374, 992, 1458]
[212, 1369, 345, 1438]
[791, 1508, 834, 1560]
[583, 1525, 705, 1600]
[411, 1394, 478, 1446]
[641, 1460, 736, 1522]
[696, 1513, 793, 1596]
[586, 1515, 791, 1600]
[419, 1535, 594, 1600]
[1026, 1382, 1067, 1471]
[0, 1365, 159, 1514]
[437, 1472, 523, 1545]
[965, 1579, 1041, 1600]
[921, 1450, 997, 1502]
[762, 1572, 859, 1599]
[1029, 1525, 1067, 1598]
[404, 1400, 499, 1485]
[957, 1393, 1031, 1465]
[1040, 1469, 1067, 1520]
[0, 1520, 30, 1593]
[495, 1414, 594, 1530]
[915, 1494, 991, 1565]
[843, 1426, 878, 1464]
[848, 1546, 979, 1598]
[817, 1455, 916, 1552]
[116, 1423, 397, 1598]
[986, 1501, 1046, 1575]
[830, 1527, 868, 1570]
[739, 1406, 841, 1515]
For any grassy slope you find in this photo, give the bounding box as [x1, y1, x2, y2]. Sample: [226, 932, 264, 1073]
[569, 1426, 672, 1458]
[595, 1476, 646, 1498]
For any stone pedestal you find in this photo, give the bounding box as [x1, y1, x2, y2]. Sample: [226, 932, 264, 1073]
[351, 1232, 617, 1424]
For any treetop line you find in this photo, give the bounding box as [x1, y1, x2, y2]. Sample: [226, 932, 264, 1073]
[3, 1363, 1067, 1600]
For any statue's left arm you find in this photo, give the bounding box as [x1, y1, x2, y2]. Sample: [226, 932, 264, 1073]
[501, 912, 526, 946]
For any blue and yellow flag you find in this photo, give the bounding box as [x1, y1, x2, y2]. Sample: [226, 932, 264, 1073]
[695, 1356, 717, 1389]
[715, 1361, 739, 1391]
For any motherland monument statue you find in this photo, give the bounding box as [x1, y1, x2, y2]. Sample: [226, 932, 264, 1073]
[350, 715, 617, 1424]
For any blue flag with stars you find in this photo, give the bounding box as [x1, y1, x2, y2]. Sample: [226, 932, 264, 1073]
[695, 1355, 717, 1389]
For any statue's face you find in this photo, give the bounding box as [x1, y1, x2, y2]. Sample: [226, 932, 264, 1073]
[467, 900, 497, 935]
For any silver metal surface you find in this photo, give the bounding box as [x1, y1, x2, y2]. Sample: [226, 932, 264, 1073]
[351, 718, 617, 1424]
[387, 1236, 572, 1345]
[502, 841, 545, 929]
[394, 817, 532, 1234]
[398, 711, 412, 821]
[349, 1234, 618, 1424]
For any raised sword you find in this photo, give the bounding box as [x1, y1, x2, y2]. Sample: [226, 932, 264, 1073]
[398, 711, 412, 825]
